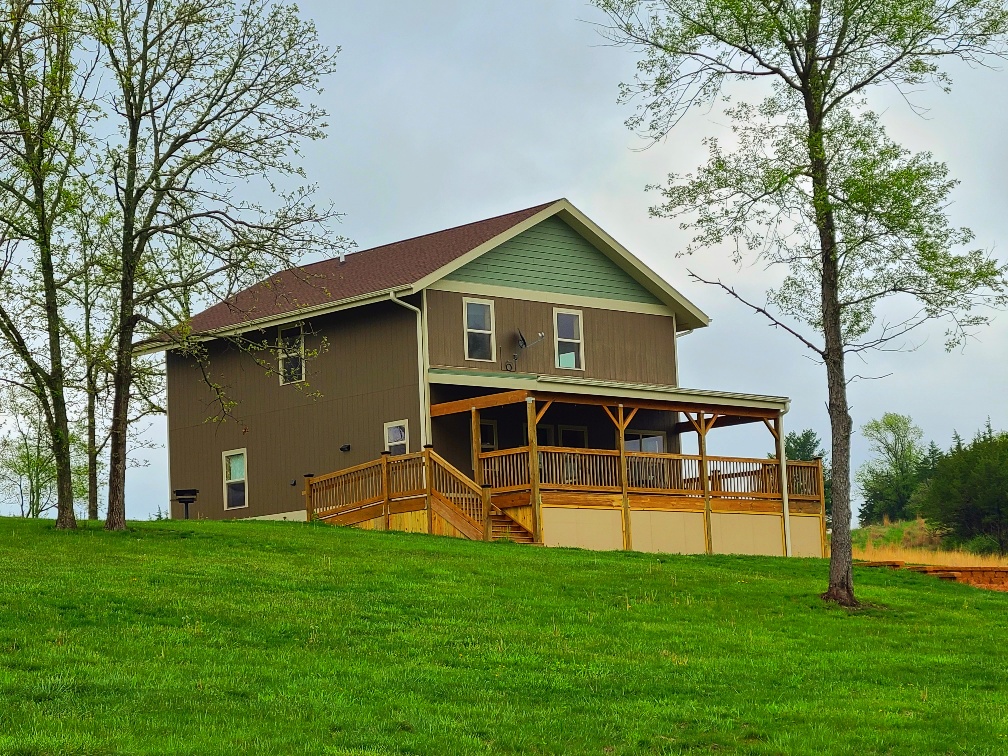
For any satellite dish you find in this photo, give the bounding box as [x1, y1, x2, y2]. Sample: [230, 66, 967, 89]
[517, 329, 528, 350]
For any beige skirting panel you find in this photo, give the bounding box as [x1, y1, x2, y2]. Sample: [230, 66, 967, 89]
[710, 512, 783, 556]
[630, 509, 706, 554]
[788, 514, 825, 557]
[541, 506, 623, 551]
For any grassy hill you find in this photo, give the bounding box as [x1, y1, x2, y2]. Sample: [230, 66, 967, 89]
[1, 518, 1006, 756]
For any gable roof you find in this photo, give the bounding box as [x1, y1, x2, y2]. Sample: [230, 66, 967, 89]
[156, 198, 709, 348]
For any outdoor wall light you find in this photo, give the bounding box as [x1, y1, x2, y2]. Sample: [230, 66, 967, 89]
[340, 443, 351, 452]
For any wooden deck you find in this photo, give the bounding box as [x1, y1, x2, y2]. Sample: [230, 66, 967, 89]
[305, 445, 826, 556]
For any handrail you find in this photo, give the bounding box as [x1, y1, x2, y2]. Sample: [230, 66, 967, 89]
[480, 446, 531, 491]
[428, 450, 485, 524]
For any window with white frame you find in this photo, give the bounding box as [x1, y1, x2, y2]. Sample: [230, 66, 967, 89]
[554, 308, 583, 370]
[624, 430, 666, 453]
[278, 324, 304, 384]
[464, 298, 495, 361]
[384, 420, 409, 456]
[222, 449, 247, 509]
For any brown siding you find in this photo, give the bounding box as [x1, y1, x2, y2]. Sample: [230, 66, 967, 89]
[167, 300, 421, 520]
[426, 289, 677, 385]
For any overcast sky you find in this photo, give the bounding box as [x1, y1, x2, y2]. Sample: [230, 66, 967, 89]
[117, 0, 1008, 522]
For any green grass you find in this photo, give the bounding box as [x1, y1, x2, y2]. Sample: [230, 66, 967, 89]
[852, 519, 940, 550]
[1, 518, 1006, 756]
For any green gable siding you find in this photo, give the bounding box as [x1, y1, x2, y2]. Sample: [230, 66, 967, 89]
[443, 216, 664, 305]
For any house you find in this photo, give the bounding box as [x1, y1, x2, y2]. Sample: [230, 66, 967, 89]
[153, 199, 826, 557]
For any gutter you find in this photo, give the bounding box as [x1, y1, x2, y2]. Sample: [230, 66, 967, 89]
[388, 291, 430, 448]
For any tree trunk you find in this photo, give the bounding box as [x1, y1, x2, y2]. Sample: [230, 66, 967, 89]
[87, 379, 98, 520]
[104, 300, 134, 531]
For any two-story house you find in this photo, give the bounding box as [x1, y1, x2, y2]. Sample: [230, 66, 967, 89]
[153, 199, 826, 557]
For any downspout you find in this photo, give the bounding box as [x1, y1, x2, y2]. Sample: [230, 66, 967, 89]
[389, 291, 429, 448]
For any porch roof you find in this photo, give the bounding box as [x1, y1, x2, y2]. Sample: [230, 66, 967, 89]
[428, 369, 790, 431]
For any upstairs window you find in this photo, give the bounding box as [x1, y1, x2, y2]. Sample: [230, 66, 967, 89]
[464, 298, 495, 362]
[222, 449, 247, 509]
[279, 324, 304, 384]
[384, 420, 409, 456]
[554, 308, 583, 370]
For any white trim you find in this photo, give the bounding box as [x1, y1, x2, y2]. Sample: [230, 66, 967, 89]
[429, 280, 675, 318]
[553, 307, 584, 371]
[479, 418, 498, 452]
[557, 425, 588, 448]
[278, 323, 305, 385]
[462, 297, 496, 362]
[388, 292, 429, 448]
[384, 419, 409, 455]
[222, 448, 248, 511]
[420, 290, 432, 444]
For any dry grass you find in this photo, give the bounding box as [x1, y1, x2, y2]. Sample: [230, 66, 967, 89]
[854, 542, 1008, 568]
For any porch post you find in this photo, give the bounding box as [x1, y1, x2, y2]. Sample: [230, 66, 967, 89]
[380, 450, 391, 530]
[423, 444, 434, 534]
[482, 484, 493, 542]
[697, 413, 713, 555]
[774, 413, 793, 556]
[618, 404, 632, 551]
[526, 398, 542, 543]
[817, 457, 828, 557]
[470, 407, 483, 485]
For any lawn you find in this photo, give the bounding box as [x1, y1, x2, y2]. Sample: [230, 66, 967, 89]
[1, 518, 1006, 756]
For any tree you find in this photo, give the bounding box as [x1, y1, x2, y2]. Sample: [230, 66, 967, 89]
[0, 0, 97, 529]
[856, 413, 926, 524]
[919, 423, 1008, 554]
[594, 0, 1008, 605]
[85, 0, 342, 530]
[784, 428, 833, 526]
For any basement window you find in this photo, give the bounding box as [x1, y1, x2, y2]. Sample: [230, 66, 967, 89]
[464, 298, 495, 362]
[278, 324, 304, 384]
[222, 449, 247, 510]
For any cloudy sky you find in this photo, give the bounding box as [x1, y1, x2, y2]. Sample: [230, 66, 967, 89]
[121, 0, 1008, 521]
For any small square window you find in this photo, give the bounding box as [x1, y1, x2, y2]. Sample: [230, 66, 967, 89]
[464, 299, 495, 362]
[278, 325, 305, 384]
[479, 420, 498, 452]
[384, 420, 409, 456]
[223, 449, 247, 510]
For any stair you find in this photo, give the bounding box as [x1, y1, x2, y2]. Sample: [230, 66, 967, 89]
[488, 512, 535, 544]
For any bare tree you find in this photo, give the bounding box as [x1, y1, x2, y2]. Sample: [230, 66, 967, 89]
[594, 0, 1008, 605]
[84, 0, 342, 529]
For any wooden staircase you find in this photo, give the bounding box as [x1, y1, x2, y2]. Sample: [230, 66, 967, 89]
[488, 510, 535, 544]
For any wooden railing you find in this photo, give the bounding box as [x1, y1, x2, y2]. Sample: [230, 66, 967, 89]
[480, 447, 531, 491]
[538, 447, 621, 490]
[428, 452, 484, 524]
[786, 460, 822, 500]
[707, 456, 780, 499]
[627, 452, 703, 494]
[308, 458, 385, 520]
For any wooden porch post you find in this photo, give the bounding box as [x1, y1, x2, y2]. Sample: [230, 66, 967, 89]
[526, 398, 542, 543]
[696, 413, 713, 555]
[470, 407, 483, 486]
[774, 413, 793, 556]
[618, 404, 632, 551]
[380, 450, 391, 530]
[482, 484, 493, 542]
[423, 444, 434, 534]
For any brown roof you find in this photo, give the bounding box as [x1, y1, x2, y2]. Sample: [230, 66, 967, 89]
[186, 200, 557, 335]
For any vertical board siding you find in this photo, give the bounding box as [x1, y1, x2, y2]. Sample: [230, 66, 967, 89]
[166, 300, 422, 520]
[427, 290, 678, 385]
[444, 216, 664, 304]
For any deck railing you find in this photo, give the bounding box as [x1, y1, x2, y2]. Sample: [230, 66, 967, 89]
[475, 447, 824, 506]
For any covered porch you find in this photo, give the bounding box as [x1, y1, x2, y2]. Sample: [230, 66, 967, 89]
[428, 385, 826, 557]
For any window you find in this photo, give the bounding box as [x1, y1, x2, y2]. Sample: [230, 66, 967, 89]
[278, 324, 304, 384]
[554, 308, 583, 370]
[558, 425, 588, 449]
[522, 423, 555, 447]
[479, 419, 498, 452]
[464, 298, 495, 362]
[384, 420, 409, 456]
[625, 430, 666, 453]
[222, 449, 247, 510]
